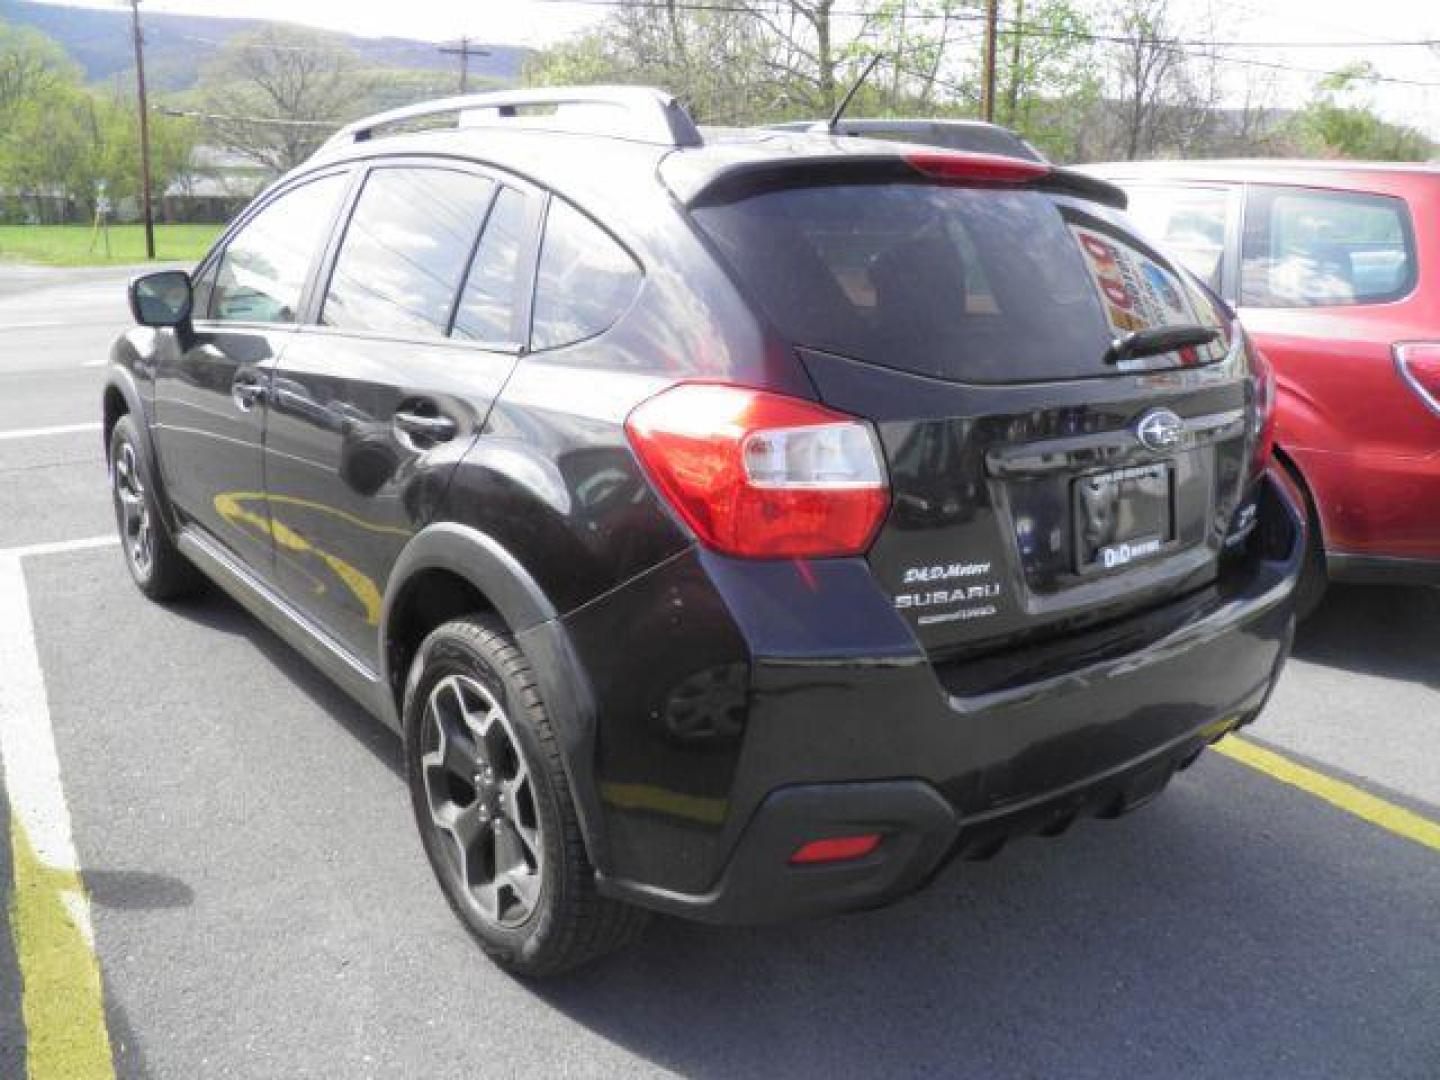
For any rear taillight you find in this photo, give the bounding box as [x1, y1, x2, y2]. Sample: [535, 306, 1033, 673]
[624, 383, 890, 559]
[1395, 343, 1440, 418]
[1243, 328, 1277, 472]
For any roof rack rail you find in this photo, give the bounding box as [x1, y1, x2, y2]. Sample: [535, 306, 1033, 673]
[321, 86, 703, 151]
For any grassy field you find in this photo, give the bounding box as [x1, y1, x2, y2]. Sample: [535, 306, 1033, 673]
[0, 224, 222, 267]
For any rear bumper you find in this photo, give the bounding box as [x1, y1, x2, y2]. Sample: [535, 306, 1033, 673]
[601, 720, 1246, 925]
[584, 472, 1303, 924]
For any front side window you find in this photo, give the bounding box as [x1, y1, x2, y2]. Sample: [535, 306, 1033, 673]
[1241, 186, 1416, 308]
[211, 173, 347, 324]
[530, 199, 642, 351]
[323, 167, 496, 338]
[1123, 184, 1230, 290]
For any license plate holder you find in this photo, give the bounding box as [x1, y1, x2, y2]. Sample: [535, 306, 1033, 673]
[1073, 462, 1174, 573]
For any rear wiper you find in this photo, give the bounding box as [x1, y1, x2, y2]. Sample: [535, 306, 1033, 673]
[1103, 324, 1220, 366]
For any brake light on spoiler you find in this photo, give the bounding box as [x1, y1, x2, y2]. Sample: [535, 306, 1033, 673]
[903, 150, 1050, 185]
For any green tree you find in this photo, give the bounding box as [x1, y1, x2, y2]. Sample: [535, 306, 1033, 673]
[993, 0, 1099, 159]
[1290, 64, 1432, 161]
[196, 26, 371, 173]
[0, 20, 78, 119]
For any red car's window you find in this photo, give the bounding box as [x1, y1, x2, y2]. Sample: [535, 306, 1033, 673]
[1123, 185, 1229, 291]
[1241, 186, 1416, 308]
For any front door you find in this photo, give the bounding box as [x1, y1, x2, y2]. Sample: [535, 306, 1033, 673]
[263, 164, 537, 666]
[153, 171, 350, 570]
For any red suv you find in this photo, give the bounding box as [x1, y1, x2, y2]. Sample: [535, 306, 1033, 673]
[1089, 160, 1440, 613]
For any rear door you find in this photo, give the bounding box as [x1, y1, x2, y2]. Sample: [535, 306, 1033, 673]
[263, 160, 540, 666]
[689, 176, 1259, 658]
[154, 170, 350, 572]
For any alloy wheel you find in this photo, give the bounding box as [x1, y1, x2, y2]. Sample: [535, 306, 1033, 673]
[113, 441, 153, 578]
[420, 674, 544, 929]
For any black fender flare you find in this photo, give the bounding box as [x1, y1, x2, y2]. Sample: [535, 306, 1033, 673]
[103, 362, 182, 537]
[380, 522, 610, 873]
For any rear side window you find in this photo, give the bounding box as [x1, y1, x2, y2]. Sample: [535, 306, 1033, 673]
[323, 167, 495, 338]
[1241, 186, 1416, 308]
[1123, 185, 1230, 290]
[530, 199, 642, 351]
[691, 183, 1225, 384]
[452, 186, 529, 343]
[210, 173, 347, 324]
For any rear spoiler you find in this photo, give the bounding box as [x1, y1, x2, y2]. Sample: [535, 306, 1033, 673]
[665, 150, 1128, 211]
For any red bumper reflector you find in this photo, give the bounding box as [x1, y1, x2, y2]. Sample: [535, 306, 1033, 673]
[789, 833, 883, 865]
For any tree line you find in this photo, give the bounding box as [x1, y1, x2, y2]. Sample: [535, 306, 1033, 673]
[523, 0, 1435, 163]
[0, 19, 460, 224]
[0, 3, 1431, 226]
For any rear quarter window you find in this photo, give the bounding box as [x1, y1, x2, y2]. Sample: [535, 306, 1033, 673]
[691, 183, 1226, 384]
[1240, 186, 1417, 308]
[530, 199, 642, 351]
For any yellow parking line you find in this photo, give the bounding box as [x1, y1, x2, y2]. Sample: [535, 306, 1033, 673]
[0, 542, 118, 1080]
[9, 824, 113, 1079]
[1215, 736, 1440, 853]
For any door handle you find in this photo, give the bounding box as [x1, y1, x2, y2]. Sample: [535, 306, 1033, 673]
[393, 409, 458, 443]
[231, 376, 266, 412]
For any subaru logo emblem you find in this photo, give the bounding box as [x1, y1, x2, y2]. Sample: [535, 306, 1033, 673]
[1135, 408, 1184, 452]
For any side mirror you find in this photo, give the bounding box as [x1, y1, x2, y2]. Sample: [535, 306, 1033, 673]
[129, 270, 193, 327]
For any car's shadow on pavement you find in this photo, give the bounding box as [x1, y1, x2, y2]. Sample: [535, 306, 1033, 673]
[532, 762, 1440, 1078]
[1293, 582, 1440, 688]
[159, 586, 404, 778]
[149, 574, 1438, 1076]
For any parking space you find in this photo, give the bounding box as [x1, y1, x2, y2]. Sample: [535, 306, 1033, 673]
[1, 270, 1437, 1078]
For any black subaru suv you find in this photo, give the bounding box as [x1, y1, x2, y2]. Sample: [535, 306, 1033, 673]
[105, 87, 1302, 975]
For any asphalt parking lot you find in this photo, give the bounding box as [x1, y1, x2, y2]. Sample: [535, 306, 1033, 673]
[1, 266, 1437, 1079]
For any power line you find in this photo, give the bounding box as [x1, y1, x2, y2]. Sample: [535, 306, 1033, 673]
[528, 0, 1440, 87]
[156, 106, 338, 129]
[531, 0, 1440, 44]
[176, 33, 455, 57]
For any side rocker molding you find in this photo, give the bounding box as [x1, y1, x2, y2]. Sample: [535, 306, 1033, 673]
[381, 522, 611, 874]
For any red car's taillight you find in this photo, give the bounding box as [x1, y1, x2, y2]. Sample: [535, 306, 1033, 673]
[1243, 328, 1277, 472]
[1394, 343, 1440, 418]
[624, 383, 890, 559]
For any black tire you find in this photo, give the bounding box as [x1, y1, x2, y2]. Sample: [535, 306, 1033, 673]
[108, 415, 202, 601]
[403, 615, 648, 976]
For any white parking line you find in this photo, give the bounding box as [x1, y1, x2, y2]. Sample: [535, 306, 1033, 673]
[0, 423, 103, 442]
[0, 535, 118, 1079]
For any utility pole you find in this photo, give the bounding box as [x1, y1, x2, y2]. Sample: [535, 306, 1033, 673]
[980, 0, 999, 123]
[439, 37, 490, 95]
[129, 0, 155, 260]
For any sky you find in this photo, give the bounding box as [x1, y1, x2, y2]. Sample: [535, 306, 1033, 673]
[31, 0, 1440, 136]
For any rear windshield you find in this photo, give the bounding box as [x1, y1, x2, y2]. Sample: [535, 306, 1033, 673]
[691, 183, 1228, 383]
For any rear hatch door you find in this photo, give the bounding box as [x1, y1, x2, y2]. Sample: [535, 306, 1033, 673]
[685, 161, 1259, 658]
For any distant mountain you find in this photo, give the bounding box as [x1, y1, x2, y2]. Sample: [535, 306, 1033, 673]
[0, 0, 526, 91]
